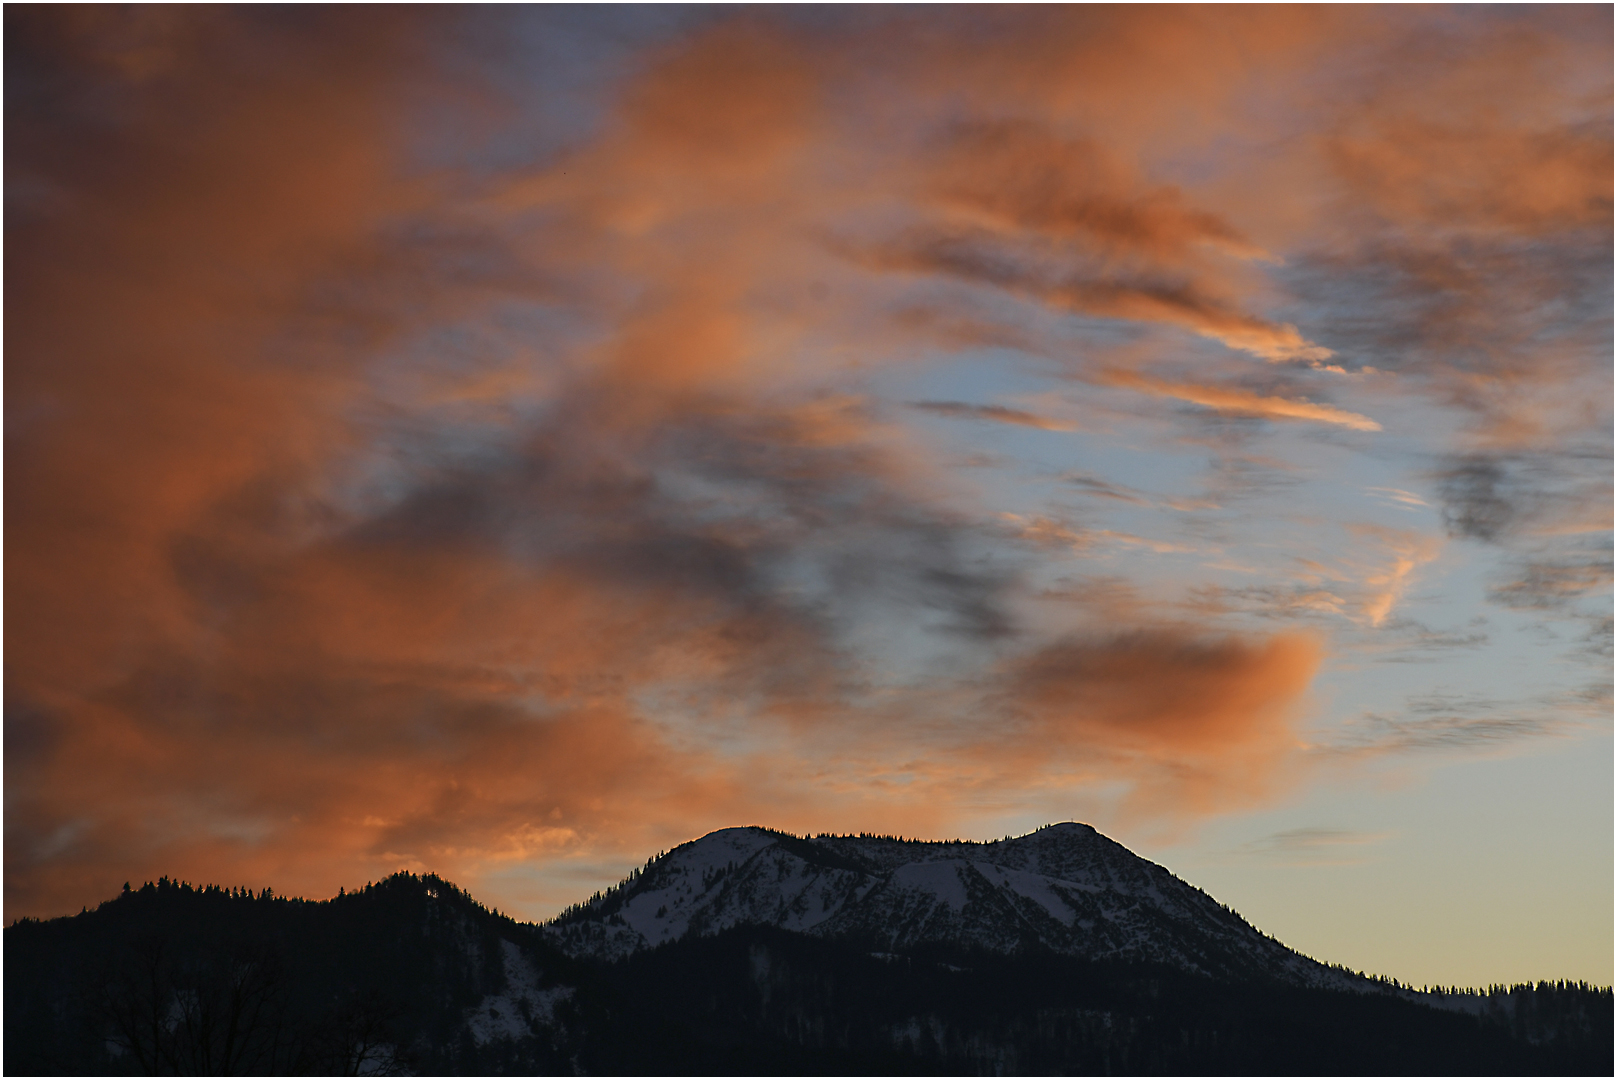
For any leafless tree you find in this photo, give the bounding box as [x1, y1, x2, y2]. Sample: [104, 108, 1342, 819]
[98, 935, 292, 1074]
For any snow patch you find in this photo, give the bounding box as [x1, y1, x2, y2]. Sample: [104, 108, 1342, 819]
[971, 862, 1081, 925]
[463, 939, 574, 1046]
[888, 860, 969, 912]
[665, 827, 778, 875]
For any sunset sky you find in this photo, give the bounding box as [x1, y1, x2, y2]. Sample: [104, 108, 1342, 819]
[6, 5, 1611, 988]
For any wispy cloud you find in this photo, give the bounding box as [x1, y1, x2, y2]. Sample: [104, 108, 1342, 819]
[1358, 617, 1490, 661]
[4, 4, 1607, 923]
[1063, 472, 1153, 505]
[1366, 486, 1430, 511]
[908, 400, 1076, 431]
[1000, 514, 1198, 555]
[869, 117, 1337, 365]
[1237, 827, 1391, 866]
[1323, 691, 1592, 758]
[1100, 371, 1382, 432]
[1060, 472, 1224, 515]
[1191, 526, 1442, 629]
[1351, 525, 1444, 627]
[1189, 584, 1350, 621]
[1488, 557, 1614, 612]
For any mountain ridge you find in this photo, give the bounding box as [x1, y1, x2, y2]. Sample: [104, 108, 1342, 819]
[6, 830, 1610, 1075]
[540, 822, 1367, 991]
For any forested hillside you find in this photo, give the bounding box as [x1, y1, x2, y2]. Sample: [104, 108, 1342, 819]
[6, 871, 1610, 1075]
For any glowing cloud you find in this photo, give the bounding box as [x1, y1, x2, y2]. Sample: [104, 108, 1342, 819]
[5, 6, 1607, 939]
[1102, 371, 1383, 431]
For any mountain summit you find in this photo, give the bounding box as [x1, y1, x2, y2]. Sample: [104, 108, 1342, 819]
[543, 822, 1349, 987]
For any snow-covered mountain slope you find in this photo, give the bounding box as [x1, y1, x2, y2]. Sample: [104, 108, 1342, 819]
[541, 823, 1360, 988]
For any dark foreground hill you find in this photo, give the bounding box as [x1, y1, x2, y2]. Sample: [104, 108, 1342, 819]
[6, 828, 1612, 1075]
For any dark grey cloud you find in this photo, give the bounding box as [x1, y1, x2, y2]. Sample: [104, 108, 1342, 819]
[1367, 618, 1490, 660]
[1425, 451, 1610, 546]
[1188, 583, 1346, 623]
[1334, 712, 1554, 755]
[907, 400, 1073, 432]
[1285, 234, 1611, 385]
[1488, 557, 1614, 612]
[1435, 456, 1519, 542]
[1326, 691, 1585, 757]
[1062, 473, 1151, 505]
[1578, 615, 1613, 662]
[1198, 452, 1303, 505]
[1425, 453, 1611, 640]
[2, 697, 63, 768]
[335, 393, 1025, 660]
[1236, 827, 1388, 865]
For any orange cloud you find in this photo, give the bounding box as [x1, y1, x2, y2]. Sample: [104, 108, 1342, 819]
[1101, 371, 1382, 431]
[7, 5, 1602, 924]
[856, 117, 1334, 364]
[1350, 526, 1445, 627]
[989, 631, 1323, 820]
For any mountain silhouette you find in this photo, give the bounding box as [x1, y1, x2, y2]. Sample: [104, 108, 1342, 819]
[6, 824, 1610, 1074]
